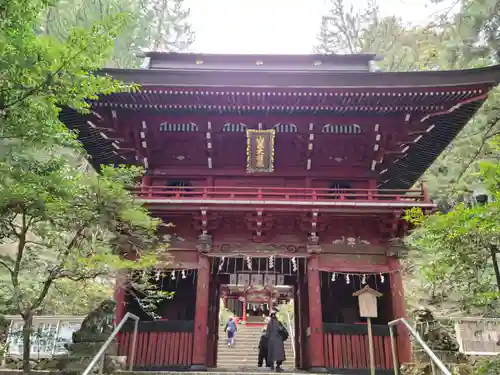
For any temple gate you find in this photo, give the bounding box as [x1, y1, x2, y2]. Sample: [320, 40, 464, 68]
[60, 52, 500, 373]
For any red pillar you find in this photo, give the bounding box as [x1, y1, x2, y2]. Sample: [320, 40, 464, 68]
[191, 256, 210, 370]
[307, 256, 326, 371]
[114, 272, 126, 325]
[141, 175, 151, 196]
[389, 257, 412, 364]
[242, 298, 247, 321]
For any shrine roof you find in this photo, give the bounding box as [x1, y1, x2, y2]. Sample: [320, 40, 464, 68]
[59, 59, 500, 191]
[99, 63, 500, 89]
[142, 51, 378, 72]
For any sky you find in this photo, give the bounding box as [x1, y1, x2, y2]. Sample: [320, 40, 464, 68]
[185, 0, 456, 54]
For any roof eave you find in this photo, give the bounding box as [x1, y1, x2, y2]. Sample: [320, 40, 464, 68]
[98, 64, 500, 89]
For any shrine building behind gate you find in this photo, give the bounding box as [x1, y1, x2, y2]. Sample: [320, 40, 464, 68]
[61, 53, 500, 373]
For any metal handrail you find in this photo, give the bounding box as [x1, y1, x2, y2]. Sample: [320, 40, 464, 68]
[81, 312, 139, 375]
[388, 318, 452, 375]
[286, 309, 296, 359]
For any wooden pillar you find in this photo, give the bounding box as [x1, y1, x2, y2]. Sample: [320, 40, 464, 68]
[190, 255, 210, 370]
[141, 175, 151, 196]
[242, 298, 246, 321]
[114, 272, 126, 325]
[307, 256, 326, 371]
[388, 257, 412, 364]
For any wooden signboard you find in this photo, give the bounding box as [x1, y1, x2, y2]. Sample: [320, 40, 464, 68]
[353, 286, 383, 318]
[246, 129, 275, 173]
[251, 274, 264, 285]
[353, 286, 383, 375]
[264, 274, 276, 286]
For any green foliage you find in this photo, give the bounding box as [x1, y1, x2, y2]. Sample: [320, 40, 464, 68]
[0, 151, 164, 312]
[0, 277, 113, 315]
[315, 0, 379, 54]
[0, 1, 133, 145]
[219, 306, 236, 326]
[316, 0, 500, 313]
[473, 357, 500, 375]
[276, 301, 294, 327]
[0, 0, 175, 370]
[405, 152, 500, 313]
[40, 0, 195, 68]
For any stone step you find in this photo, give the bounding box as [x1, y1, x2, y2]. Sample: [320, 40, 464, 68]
[218, 345, 294, 351]
[218, 346, 294, 354]
[217, 353, 295, 361]
[217, 347, 294, 353]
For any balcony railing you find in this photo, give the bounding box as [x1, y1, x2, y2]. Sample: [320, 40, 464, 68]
[132, 186, 431, 204]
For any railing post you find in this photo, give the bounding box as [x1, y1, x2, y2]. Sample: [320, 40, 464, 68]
[257, 188, 263, 199]
[141, 175, 151, 198]
[82, 312, 140, 375]
[202, 187, 208, 198]
[129, 318, 139, 371]
[420, 181, 429, 202]
[389, 325, 399, 375]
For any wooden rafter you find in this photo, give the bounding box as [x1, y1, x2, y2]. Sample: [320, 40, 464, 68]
[140, 120, 150, 170]
[306, 123, 314, 171]
[206, 121, 213, 169]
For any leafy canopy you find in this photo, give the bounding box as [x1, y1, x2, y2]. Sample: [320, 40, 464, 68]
[405, 140, 500, 313]
[0, 149, 165, 316]
[0, 0, 170, 320]
[0, 0, 132, 145]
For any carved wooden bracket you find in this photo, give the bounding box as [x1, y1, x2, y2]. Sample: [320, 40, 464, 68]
[386, 238, 407, 257]
[196, 233, 212, 253]
[307, 234, 322, 254]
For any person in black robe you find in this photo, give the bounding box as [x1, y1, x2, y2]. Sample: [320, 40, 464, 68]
[266, 312, 287, 372]
[257, 328, 269, 368]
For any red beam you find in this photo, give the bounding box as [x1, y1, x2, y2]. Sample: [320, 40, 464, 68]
[148, 167, 372, 178]
[133, 185, 428, 202]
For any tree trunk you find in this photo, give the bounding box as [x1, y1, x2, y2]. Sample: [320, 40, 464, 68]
[22, 312, 33, 375]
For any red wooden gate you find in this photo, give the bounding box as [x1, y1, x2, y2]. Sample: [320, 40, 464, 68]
[118, 320, 194, 370]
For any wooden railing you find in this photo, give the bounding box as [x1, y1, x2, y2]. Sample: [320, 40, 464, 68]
[118, 320, 194, 370]
[323, 323, 395, 373]
[132, 186, 429, 203]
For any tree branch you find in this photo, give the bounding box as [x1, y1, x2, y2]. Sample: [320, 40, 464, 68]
[452, 115, 500, 188]
[0, 259, 13, 274]
[1, 41, 100, 112]
[31, 276, 54, 310]
[11, 211, 29, 312]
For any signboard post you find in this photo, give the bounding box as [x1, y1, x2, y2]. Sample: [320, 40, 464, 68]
[353, 286, 383, 375]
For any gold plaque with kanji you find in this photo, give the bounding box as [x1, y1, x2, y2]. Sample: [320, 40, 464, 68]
[246, 129, 275, 173]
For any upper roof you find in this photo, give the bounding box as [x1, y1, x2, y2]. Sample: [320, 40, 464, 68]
[60, 54, 500, 190]
[142, 51, 379, 72]
[101, 64, 500, 89]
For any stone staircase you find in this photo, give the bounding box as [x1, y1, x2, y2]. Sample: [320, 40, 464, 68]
[217, 323, 295, 370]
